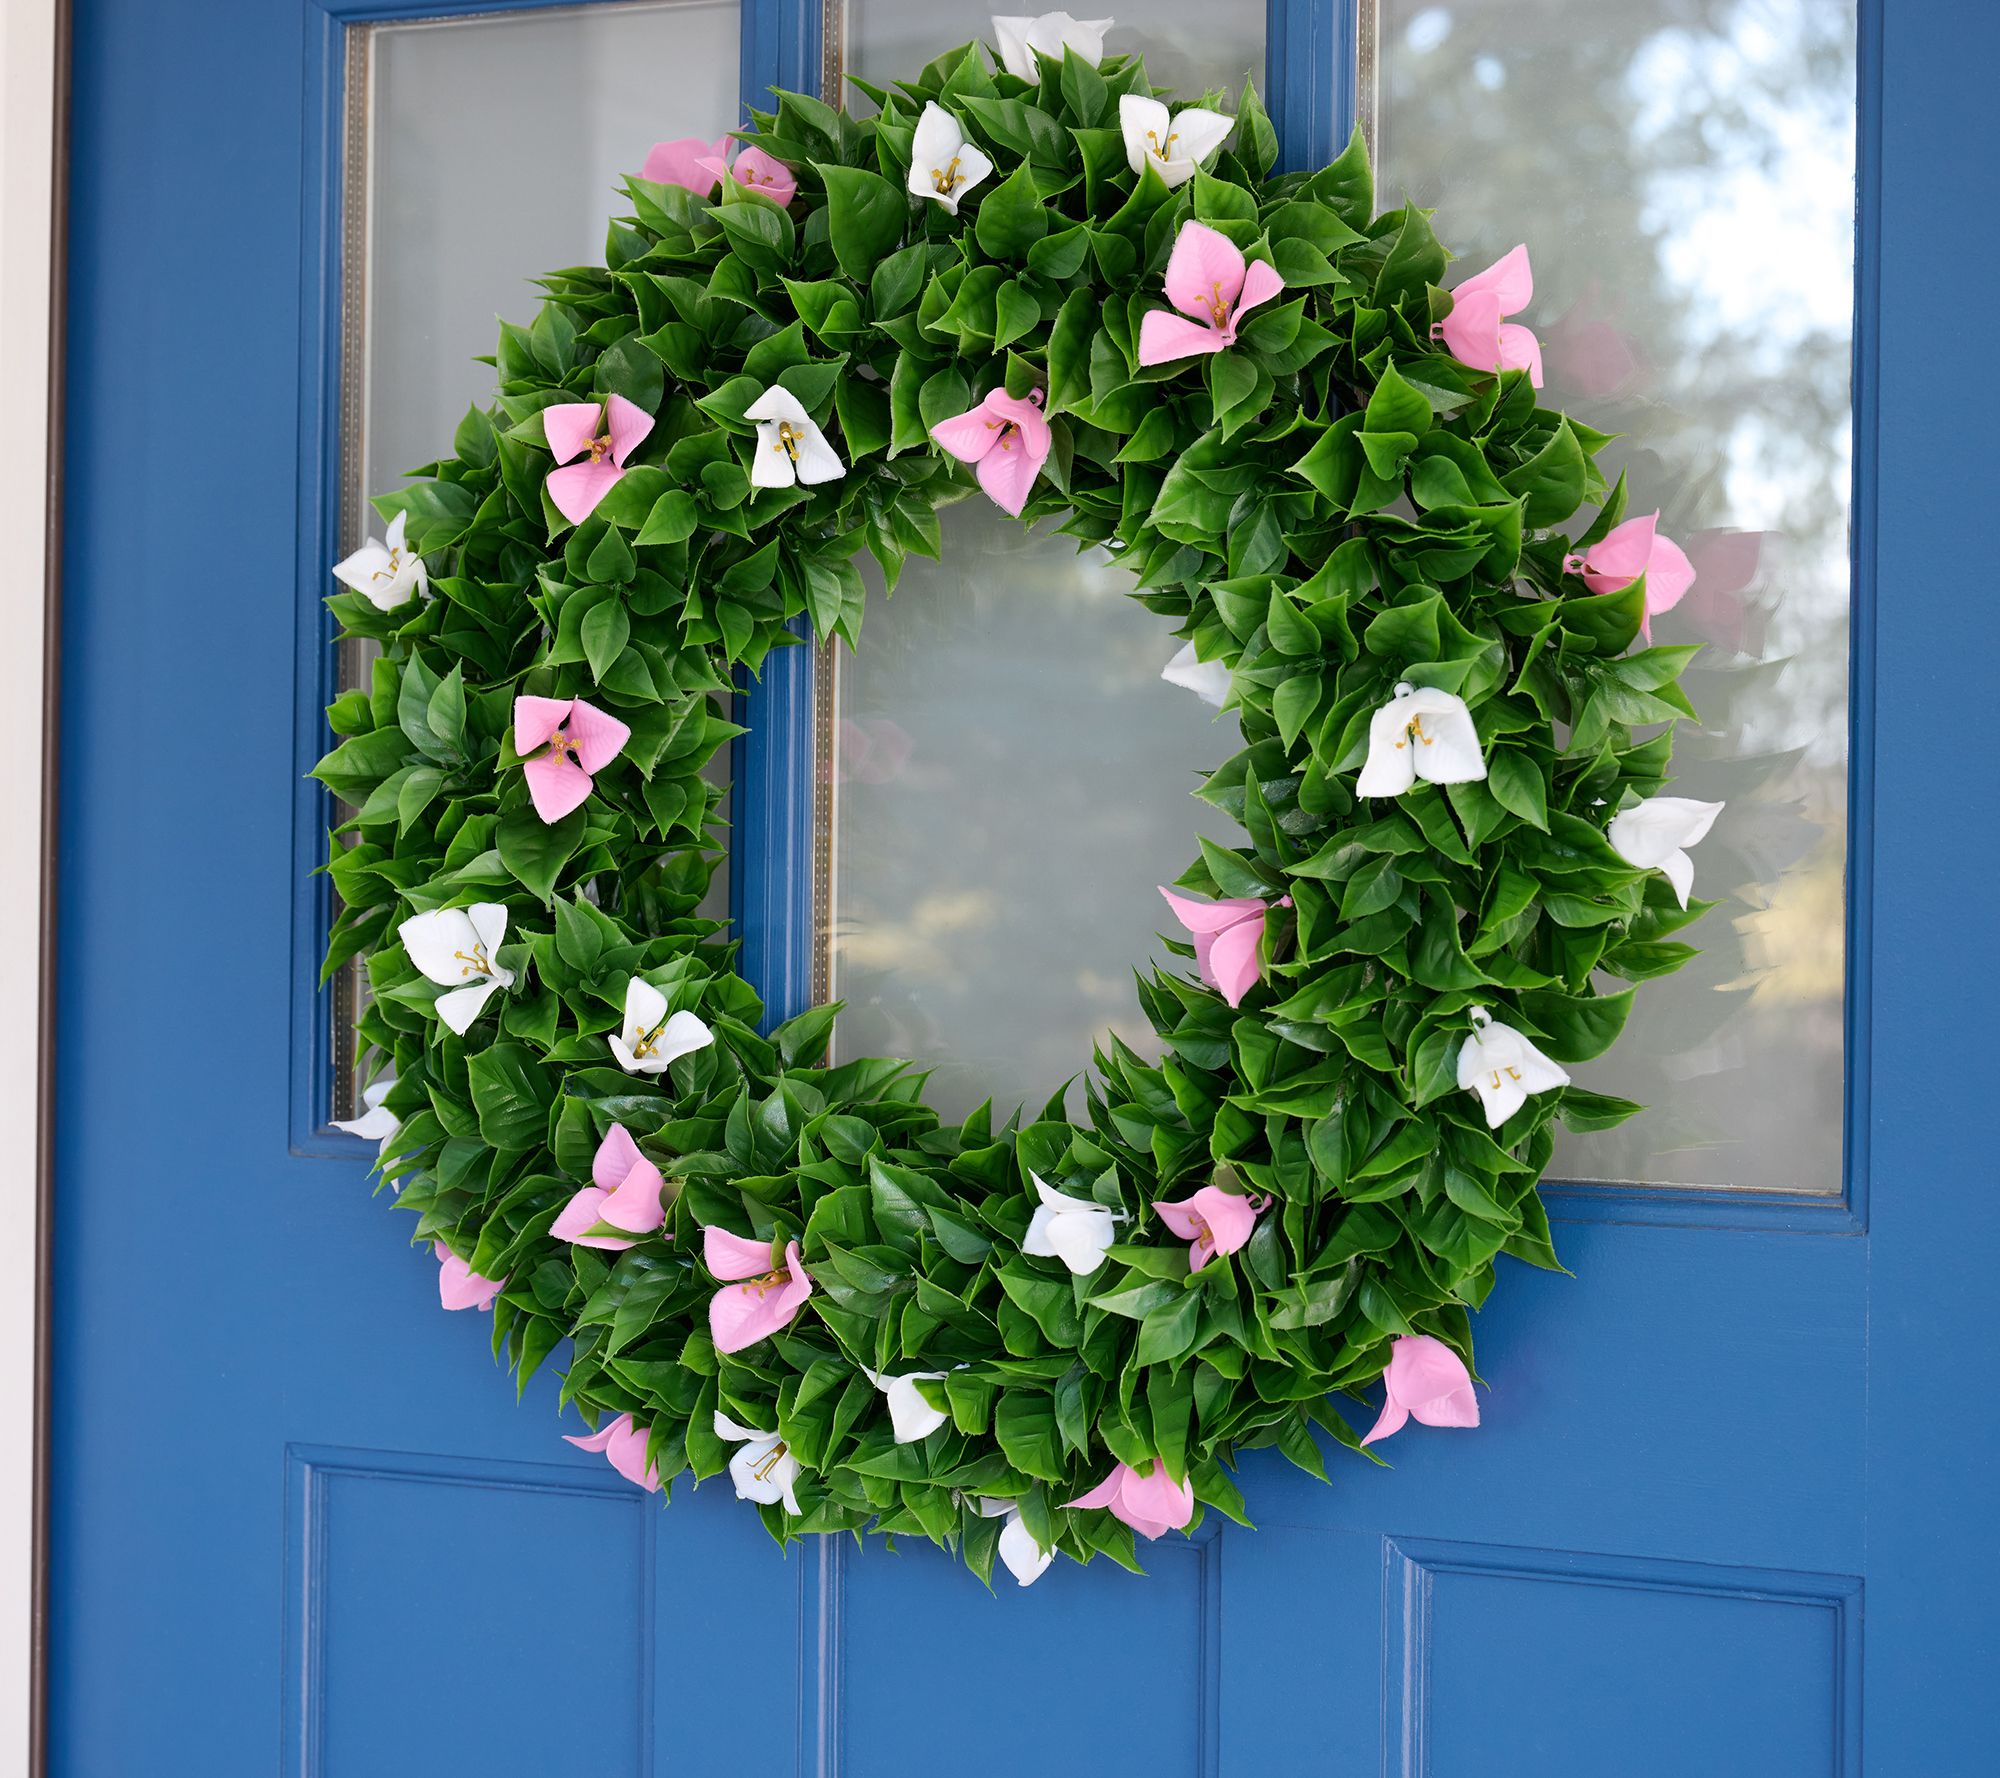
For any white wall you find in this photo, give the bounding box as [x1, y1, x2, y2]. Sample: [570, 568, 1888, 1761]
[0, 0, 58, 1765]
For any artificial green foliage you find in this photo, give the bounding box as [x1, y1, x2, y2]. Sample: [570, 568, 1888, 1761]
[316, 43, 1708, 1581]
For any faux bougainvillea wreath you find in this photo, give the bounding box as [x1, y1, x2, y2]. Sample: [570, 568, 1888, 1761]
[316, 15, 1722, 1587]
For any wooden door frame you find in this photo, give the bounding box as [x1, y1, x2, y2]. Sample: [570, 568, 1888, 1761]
[0, 0, 65, 1770]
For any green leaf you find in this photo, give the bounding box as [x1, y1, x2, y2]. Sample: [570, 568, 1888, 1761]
[581, 597, 630, 683]
[975, 160, 1050, 259]
[468, 1043, 553, 1152]
[1501, 419, 1588, 528]
[1485, 749, 1548, 831]
[497, 805, 584, 904]
[1365, 360, 1432, 439]
[816, 164, 907, 282]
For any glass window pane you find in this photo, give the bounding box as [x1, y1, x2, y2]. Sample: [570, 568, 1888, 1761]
[336, 1, 739, 1113]
[1374, 0, 1855, 1192]
[359, 1, 741, 505]
[845, 0, 1262, 103]
[828, 14, 1265, 1120]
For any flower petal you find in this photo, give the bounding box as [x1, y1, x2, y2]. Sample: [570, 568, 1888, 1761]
[433, 978, 501, 1035]
[1168, 106, 1234, 169]
[642, 136, 727, 193]
[546, 458, 624, 525]
[541, 400, 604, 466]
[550, 1186, 635, 1251]
[563, 698, 631, 775]
[1160, 641, 1231, 708]
[929, 403, 1002, 464]
[1162, 219, 1246, 319]
[1454, 243, 1533, 313]
[1064, 1465, 1130, 1512]
[1234, 258, 1285, 323]
[1158, 885, 1268, 935]
[1204, 913, 1265, 1008]
[1138, 310, 1224, 366]
[731, 146, 797, 208]
[704, 1225, 775, 1282]
[522, 753, 594, 823]
[513, 694, 573, 757]
[1497, 321, 1544, 387]
[602, 392, 655, 467]
[1438, 287, 1503, 375]
[1579, 512, 1659, 592]
[1117, 93, 1173, 176]
[997, 1513, 1054, 1585]
[975, 435, 1042, 515]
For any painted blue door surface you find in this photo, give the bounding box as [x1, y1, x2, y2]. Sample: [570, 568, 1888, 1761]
[52, 2, 1997, 1774]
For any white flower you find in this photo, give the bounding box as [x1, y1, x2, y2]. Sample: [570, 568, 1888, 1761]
[608, 977, 714, 1075]
[1118, 94, 1233, 190]
[333, 510, 427, 610]
[908, 102, 994, 216]
[1607, 795, 1725, 908]
[864, 1368, 950, 1443]
[991, 12, 1112, 81]
[976, 1497, 1055, 1586]
[1161, 641, 1231, 708]
[976, 1496, 1056, 1584]
[1021, 1172, 1124, 1276]
[714, 1412, 802, 1514]
[745, 386, 846, 489]
[332, 1070, 399, 1153]
[1355, 681, 1487, 796]
[398, 904, 515, 1034]
[1456, 1006, 1569, 1130]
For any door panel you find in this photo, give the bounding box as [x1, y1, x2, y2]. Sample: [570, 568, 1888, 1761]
[51, 2, 1999, 1775]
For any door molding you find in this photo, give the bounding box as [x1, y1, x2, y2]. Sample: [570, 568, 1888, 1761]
[1, 0, 66, 1770]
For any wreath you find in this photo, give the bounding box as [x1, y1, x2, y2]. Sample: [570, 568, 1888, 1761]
[315, 19, 1720, 1588]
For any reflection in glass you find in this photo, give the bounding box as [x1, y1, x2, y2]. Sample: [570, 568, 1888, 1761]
[829, 11, 1266, 1120]
[830, 509, 1237, 1118]
[336, 2, 739, 1112]
[844, 0, 1262, 108]
[360, 2, 740, 503]
[1376, 0, 1855, 1191]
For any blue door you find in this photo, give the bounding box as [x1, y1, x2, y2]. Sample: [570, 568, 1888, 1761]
[51, 1, 1994, 1773]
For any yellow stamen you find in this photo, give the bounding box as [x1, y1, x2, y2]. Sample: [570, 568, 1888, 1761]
[452, 942, 490, 980]
[631, 1016, 671, 1060]
[750, 1442, 789, 1482]
[1394, 716, 1434, 752]
[930, 157, 963, 195]
[1145, 128, 1180, 158]
[774, 421, 803, 462]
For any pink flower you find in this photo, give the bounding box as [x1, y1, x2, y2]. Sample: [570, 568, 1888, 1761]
[1563, 511, 1696, 642]
[703, 1227, 813, 1354]
[433, 1241, 504, 1312]
[1432, 244, 1543, 387]
[1361, 1334, 1481, 1446]
[1158, 886, 1290, 1008]
[1153, 1184, 1270, 1271]
[1065, 1458, 1196, 1540]
[1137, 220, 1286, 367]
[550, 1124, 667, 1252]
[543, 393, 654, 525]
[564, 1412, 661, 1492]
[512, 695, 631, 824]
[643, 135, 731, 194]
[929, 388, 1052, 516]
[694, 143, 798, 209]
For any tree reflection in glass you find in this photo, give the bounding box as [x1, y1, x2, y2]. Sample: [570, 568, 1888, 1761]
[1378, 0, 1856, 1190]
